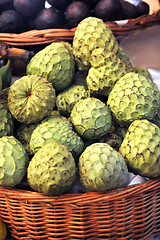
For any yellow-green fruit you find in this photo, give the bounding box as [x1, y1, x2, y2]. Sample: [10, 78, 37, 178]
[70, 97, 112, 140]
[0, 136, 29, 187]
[107, 72, 160, 126]
[133, 66, 153, 81]
[0, 100, 14, 137]
[8, 75, 56, 124]
[79, 142, 128, 192]
[119, 119, 160, 178]
[27, 42, 75, 91]
[27, 141, 76, 196]
[72, 17, 119, 71]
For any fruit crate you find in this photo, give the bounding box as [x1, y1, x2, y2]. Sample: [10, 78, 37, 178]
[0, 11, 160, 240]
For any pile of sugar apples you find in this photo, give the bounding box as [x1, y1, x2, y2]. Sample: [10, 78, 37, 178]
[0, 16, 160, 196]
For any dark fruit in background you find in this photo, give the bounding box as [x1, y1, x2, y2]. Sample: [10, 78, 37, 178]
[35, 7, 65, 30]
[136, 1, 150, 16]
[76, 0, 100, 9]
[93, 0, 124, 21]
[47, 0, 72, 11]
[0, 9, 25, 33]
[0, 0, 14, 13]
[13, 0, 45, 18]
[120, 0, 138, 19]
[65, 1, 91, 28]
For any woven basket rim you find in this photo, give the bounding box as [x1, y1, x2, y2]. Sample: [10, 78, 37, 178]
[0, 11, 160, 46]
[0, 178, 159, 204]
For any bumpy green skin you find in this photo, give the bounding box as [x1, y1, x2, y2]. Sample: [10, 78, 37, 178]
[73, 17, 119, 71]
[79, 142, 128, 192]
[16, 123, 38, 156]
[56, 83, 90, 117]
[133, 67, 153, 82]
[70, 97, 112, 140]
[119, 119, 160, 178]
[27, 42, 75, 91]
[107, 72, 160, 126]
[0, 136, 29, 187]
[0, 101, 14, 137]
[30, 115, 84, 159]
[117, 48, 133, 71]
[27, 142, 76, 196]
[8, 75, 56, 124]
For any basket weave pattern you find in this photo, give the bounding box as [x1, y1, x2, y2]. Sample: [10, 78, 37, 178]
[0, 179, 160, 239]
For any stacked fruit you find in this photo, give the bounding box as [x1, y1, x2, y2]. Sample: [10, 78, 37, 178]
[0, 16, 160, 197]
[0, 0, 150, 33]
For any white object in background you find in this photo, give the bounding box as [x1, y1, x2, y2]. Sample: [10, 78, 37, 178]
[148, 68, 160, 90]
[124, 0, 141, 6]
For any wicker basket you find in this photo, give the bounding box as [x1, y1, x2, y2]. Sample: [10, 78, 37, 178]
[0, 11, 159, 46]
[0, 11, 160, 240]
[0, 179, 160, 239]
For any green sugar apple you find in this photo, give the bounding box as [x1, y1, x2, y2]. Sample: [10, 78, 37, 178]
[79, 142, 128, 192]
[8, 75, 56, 124]
[70, 97, 112, 140]
[0, 100, 14, 137]
[56, 73, 90, 117]
[27, 141, 76, 196]
[30, 115, 84, 159]
[27, 42, 75, 91]
[72, 16, 119, 71]
[0, 136, 29, 187]
[107, 72, 160, 126]
[119, 119, 160, 178]
[133, 66, 153, 81]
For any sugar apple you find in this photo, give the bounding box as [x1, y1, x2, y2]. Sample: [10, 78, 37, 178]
[56, 74, 90, 117]
[72, 16, 119, 71]
[133, 66, 153, 81]
[70, 97, 112, 140]
[30, 115, 84, 159]
[79, 142, 128, 192]
[27, 41, 75, 91]
[119, 119, 160, 178]
[0, 136, 29, 187]
[107, 72, 160, 126]
[0, 100, 14, 137]
[27, 141, 76, 196]
[8, 75, 56, 124]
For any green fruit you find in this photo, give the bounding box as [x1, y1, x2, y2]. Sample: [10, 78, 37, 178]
[72, 16, 119, 71]
[133, 66, 153, 82]
[117, 47, 133, 71]
[27, 141, 76, 196]
[119, 119, 160, 178]
[56, 82, 90, 117]
[107, 72, 160, 126]
[0, 136, 29, 187]
[30, 115, 84, 159]
[0, 100, 14, 137]
[8, 75, 56, 124]
[70, 97, 112, 140]
[27, 42, 75, 91]
[0, 60, 12, 89]
[15, 123, 39, 156]
[79, 142, 128, 192]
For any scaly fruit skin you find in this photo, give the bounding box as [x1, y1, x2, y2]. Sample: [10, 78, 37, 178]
[27, 141, 76, 196]
[15, 123, 39, 156]
[8, 75, 56, 124]
[72, 17, 119, 71]
[0, 100, 14, 137]
[119, 119, 160, 178]
[133, 66, 153, 82]
[56, 83, 90, 117]
[30, 115, 84, 159]
[27, 42, 75, 91]
[70, 97, 112, 140]
[0, 136, 29, 187]
[79, 142, 128, 192]
[107, 72, 160, 126]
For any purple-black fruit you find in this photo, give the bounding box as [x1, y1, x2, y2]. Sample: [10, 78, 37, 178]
[13, 0, 45, 18]
[47, 0, 72, 11]
[136, 1, 150, 16]
[120, 0, 138, 19]
[35, 7, 65, 30]
[65, 1, 91, 29]
[93, 0, 124, 21]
